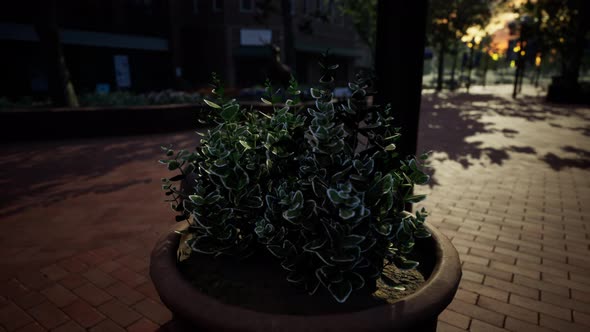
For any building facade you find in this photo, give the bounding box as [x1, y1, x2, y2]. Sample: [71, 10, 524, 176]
[0, 0, 370, 98]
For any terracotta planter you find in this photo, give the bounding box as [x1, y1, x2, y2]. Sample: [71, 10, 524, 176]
[150, 223, 461, 332]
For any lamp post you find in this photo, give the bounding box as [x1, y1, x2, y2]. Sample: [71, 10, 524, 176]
[512, 15, 532, 98]
[466, 36, 481, 93]
[466, 38, 475, 92]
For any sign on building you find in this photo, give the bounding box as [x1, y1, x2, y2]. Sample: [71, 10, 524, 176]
[240, 29, 272, 46]
[114, 55, 131, 88]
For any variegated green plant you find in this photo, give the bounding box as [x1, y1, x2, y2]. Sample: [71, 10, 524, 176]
[160, 57, 432, 303]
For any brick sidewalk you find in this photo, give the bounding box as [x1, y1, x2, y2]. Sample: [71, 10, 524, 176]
[417, 86, 590, 331]
[0, 85, 588, 331]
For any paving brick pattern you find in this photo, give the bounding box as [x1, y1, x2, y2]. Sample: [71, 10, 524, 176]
[416, 86, 590, 331]
[0, 85, 588, 331]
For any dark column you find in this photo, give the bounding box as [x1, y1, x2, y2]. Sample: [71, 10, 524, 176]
[436, 40, 446, 91]
[281, 0, 296, 72]
[374, 0, 429, 159]
[466, 41, 475, 93]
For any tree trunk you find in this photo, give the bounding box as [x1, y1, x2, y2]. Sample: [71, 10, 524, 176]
[466, 44, 475, 93]
[561, 0, 589, 88]
[482, 55, 489, 87]
[518, 51, 526, 94]
[512, 60, 520, 98]
[281, 0, 296, 73]
[450, 42, 458, 90]
[34, 0, 78, 107]
[436, 40, 446, 91]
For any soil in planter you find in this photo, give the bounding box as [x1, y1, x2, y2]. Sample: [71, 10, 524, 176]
[177, 241, 426, 315]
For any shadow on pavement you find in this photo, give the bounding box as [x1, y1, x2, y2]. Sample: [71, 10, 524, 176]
[0, 132, 197, 218]
[419, 93, 537, 167]
[543, 146, 590, 171]
[418, 91, 589, 186]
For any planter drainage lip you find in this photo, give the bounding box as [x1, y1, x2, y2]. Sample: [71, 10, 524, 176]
[150, 223, 461, 332]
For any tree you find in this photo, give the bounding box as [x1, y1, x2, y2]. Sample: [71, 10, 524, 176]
[255, 0, 338, 74]
[337, 0, 378, 62]
[519, 0, 590, 89]
[427, 0, 491, 91]
[280, 0, 296, 71]
[33, 0, 79, 107]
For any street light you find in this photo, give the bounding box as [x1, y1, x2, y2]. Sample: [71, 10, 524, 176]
[466, 37, 481, 93]
[512, 14, 533, 98]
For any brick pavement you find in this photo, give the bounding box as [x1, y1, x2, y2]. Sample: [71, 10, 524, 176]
[416, 85, 590, 331]
[0, 85, 588, 331]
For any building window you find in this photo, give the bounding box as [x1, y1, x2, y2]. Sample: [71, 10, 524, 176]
[213, 0, 223, 12]
[192, 0, 198, 14]
[240, 0, 254, 12]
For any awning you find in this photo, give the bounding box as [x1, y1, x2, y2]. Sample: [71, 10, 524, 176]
[0, 23, 169, 51]
[294, 41, 363, 57]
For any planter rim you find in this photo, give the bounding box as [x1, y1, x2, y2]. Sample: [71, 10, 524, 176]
[150, 223, 461, 332]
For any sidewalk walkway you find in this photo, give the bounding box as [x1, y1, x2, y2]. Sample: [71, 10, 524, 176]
[417, 85, 590, 331]
[0, 85, 588, 331]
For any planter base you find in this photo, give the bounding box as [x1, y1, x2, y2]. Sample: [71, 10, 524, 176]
[150, 224, 461, 332]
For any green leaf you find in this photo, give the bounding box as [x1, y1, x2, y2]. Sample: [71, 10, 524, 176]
[267, 245, 286, 258]
[293, 190, 304, 205]
[239, 140, 252, 150]
[327, 280, 353, 303]
[282, 209, 300, 222]
[204, 99, 221, 109]
[339, 208, 355, 220]
[261, 97, 272, 105]
[380, 174, 393, 193]
[244, 196, 263, 209]
[373, 222, 392, 236]
[348, 272, 365, 290]
[402, 218, 414, 234]
[286, 271, 305, 283]
[406, 194, 427, 203]
[167, 160, 180, 170]
[312, 178, 327, 198]
[327, 189, 344, 204]
[303, 238, 327, 252]
[383, 192, 394, 212]
[169, 174, 185, 182]
[329, 252, 355, 263]
[220, 104, 239, 121]
[415, 174, 430, 185]
[342, 235, 365, 247]
[414, 228, 431, 239]
[348, 83, 359, 90]
[188, 195, 205, 205]
[310, 88, 322, 99]
[395, 257, 419, 270]
[314, 251, 335, 266]
[381, 274, 407, 291]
